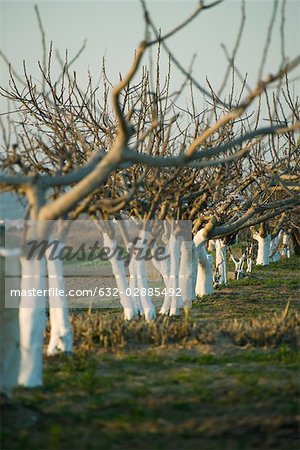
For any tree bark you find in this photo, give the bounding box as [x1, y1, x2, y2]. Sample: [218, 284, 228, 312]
[103, 233, 138, 320]
[194, 229, 214, 297]
[45, 242, 73, 356]
[18, 255, 47, 387]
[215, 238, 228, 285]
[0, 247, 20, 397]
[253, 233, 271, 266]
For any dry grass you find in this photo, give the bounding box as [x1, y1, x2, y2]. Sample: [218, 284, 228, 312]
[69, 309, 300, 352]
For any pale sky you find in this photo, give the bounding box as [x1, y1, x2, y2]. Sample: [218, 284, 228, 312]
[1, 0, 299, 103]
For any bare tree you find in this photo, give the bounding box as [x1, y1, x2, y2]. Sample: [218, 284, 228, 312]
[0, 0, 299, 390]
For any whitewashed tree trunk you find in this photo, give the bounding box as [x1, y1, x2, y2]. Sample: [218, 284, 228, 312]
[237, 253, 246, 279]
[132, 230, 156, 320]
[153, 231, 186, 316]
[18, 255, 47, 387]
[179, 239, 195, 309]
[103, 233, 137, 320]
[230, 252, 245, 279]
[269, 231, 282, 262]
[128, 257, 143, 315]
[168, 232, 183, 316]
[159, 275, 172, 315]
[0, 248, 21, 397]
[194, 229, 214, 297]
[253, 233, 271, 266]
[152, 242, 171, 315]
[215, 239, 228, 285]
[207, 240, 215, 253]
[192, 240, 198, 298]
[45, 243, 73, 356]
[246, 257, 253, 273]
[281, 232, 291, 258]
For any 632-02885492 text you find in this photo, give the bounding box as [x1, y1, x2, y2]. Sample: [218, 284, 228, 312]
[94, 287, 182, 298]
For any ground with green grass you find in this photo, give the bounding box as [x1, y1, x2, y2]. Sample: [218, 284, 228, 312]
[1, 257, 300, 450]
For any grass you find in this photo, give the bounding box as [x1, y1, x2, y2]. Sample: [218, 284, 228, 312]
[1, 256, 300, 450]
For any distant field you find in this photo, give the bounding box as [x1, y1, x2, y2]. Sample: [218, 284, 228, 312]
[2, 256, 300, 450]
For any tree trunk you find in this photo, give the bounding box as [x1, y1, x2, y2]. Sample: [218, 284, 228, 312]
[215, 238, 228, 285]
[291, 229, 300, 255]
[168, 231, 183, 316]
[128, 257, 143, 315]
[132, 229, 156, 320]
[0, 246, 20, 397]
[152, 244, 171, 316]
[269, 231, 282, 262]
[45, 242, 73, 356]
[103, 233, 137, 320]
[179, 239, 195, 309]
[194, 229, 214, 297]
[254, 234, 271, 266]
[18, 255, 47, 387]
[154, 230, 188, 316]
[281, 232, 291, 258]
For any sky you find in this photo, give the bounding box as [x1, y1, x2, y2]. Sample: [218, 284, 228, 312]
[0, 0, 299, 104]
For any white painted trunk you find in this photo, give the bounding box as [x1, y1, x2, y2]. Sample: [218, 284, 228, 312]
[128, 257, 143, 315]
[152, 242, 171, 315]
[269, 232, 282, 262]
[134, 259, 156, 320]
[230, 252, 245, 278]
[168, 232, 183, 316]
[246, 257, 253, 273]
[207, 240, 215, 253]
[0, 250, 20, 396]
[103, 233, 137, 320]
[215, 239, 227, 285]
[194, 230, 214, 297]
[178, 239, 195, 309]
[154, 231, 186, 316]
[160, 275, 172, 315]
[132, 230, 156, 321]
[281, 232, 291, 258]
[254, 234, 271, 266]
[18, 255, 47, 387]
[236, 254, 246, 279]
[192, 241, 198, 299]
[45, 243, 73, 356]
